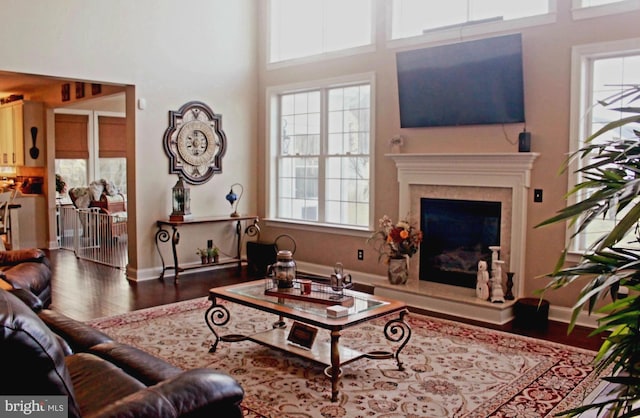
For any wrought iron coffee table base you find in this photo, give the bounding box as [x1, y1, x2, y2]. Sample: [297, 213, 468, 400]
[205, 299, 411, 402]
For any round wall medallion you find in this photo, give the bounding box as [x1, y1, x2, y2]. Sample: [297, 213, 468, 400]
[163, 101, 227, 185]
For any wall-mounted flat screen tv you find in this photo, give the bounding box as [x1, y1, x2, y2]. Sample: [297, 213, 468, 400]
[396, 33, 525, 128]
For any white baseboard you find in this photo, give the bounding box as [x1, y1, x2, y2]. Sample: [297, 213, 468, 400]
[548, 304, 602, 329]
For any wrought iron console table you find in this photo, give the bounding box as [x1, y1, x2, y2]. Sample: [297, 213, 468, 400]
[155, 215, 259, 282]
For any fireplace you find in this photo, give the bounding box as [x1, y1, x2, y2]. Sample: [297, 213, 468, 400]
[420, 198, 501, 289]
[377, 153, 538, 324]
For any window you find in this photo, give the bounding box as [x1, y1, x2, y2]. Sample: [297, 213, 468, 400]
[97, 116, 126, 194]
[569, 40, 640, 253]
[580, 0, 624, 5]
[390, 0, 551, 41]
[268, 0, 374, 64]
[268, 75, 373, 229]
[572, 0, 640, 19]
[55, 110, 126, 202]
[54, 113, 89, 195]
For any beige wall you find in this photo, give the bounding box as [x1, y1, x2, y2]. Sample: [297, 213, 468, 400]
[0, 0, 258, 278]
[256, 2, 640, 309]
[2, 1, 638, 310]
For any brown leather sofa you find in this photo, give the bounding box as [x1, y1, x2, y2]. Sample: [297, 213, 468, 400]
[0, 289, 244, 417]
[0, 248, 51, 309]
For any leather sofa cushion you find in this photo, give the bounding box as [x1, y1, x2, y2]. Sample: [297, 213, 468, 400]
[89, 341, 183, 385]
[7, 287, 44, 311]
[0, 249, 52, 309]
[39, 309, 114, 352]
[66, 353, 146, 417]
[3, 262, 51, 295]
[0, 290, 81, 417]
[0, 248, 47, 265]
[87, 369, 245, 418]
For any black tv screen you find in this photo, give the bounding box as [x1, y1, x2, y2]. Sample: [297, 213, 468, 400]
[396, 34, 525, 128]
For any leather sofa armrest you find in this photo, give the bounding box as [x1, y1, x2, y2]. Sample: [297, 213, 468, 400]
[88, 369, 244, 418]
[0, 249, 46, 266]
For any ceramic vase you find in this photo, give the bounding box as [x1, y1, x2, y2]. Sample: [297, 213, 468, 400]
[388, 256, 409, 285]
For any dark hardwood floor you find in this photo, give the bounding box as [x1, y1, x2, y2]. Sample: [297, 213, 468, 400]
[46, 249, 605, 351]
[47, 249, 254, 320]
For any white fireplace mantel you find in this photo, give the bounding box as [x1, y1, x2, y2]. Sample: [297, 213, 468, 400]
[389, 153, 539, 203]
[383, 152, 539, 323]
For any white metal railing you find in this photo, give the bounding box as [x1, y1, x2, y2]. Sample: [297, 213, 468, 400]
[58, 205, 127, 269]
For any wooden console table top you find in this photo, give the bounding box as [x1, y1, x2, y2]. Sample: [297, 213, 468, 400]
[157, 215, 258, 227]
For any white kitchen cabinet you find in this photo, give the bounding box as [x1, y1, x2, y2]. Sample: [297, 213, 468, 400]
[0, 103, 23, 166]
[0, 100, 44, 168]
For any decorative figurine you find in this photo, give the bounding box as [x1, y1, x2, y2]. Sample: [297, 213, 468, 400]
[476, 260, 490, 301]
[490, 260, 506, 303]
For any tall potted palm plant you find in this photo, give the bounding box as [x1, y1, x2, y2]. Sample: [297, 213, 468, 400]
[537, 84, 640, 417]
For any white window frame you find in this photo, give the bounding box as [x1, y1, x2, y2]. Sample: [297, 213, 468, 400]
[266, 0, 376, 69]
[54, 108, 126, 196]
[567, 37, 640, 259]
[572, 0, 640, 20]
[265, 73, 375, 236]
[385, 0, 557, 49]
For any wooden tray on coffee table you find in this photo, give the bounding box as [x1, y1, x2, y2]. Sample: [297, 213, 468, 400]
[264, 284, 354, 307]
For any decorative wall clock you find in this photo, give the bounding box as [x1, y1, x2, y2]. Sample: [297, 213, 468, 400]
[163, 101, 227, 185]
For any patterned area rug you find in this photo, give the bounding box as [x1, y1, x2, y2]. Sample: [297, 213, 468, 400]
[88, 297, 603, 418]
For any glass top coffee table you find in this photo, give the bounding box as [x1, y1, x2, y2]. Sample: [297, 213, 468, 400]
[205, 279, 411, 402]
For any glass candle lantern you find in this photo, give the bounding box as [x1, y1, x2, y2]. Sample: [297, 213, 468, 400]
[170, 176, 191, 221]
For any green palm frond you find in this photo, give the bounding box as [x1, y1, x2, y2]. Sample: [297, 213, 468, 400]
[537, 86, 640, 417]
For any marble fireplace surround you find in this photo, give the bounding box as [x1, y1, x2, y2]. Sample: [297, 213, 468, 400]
[374, 153, 539, 325]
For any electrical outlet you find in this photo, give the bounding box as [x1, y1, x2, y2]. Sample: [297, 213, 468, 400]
[534, 189, 543, 203]
[357, 249, 364, 260]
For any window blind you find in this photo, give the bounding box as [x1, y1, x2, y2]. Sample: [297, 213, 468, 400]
[55, 114, 89, 159]
[98, 116, 126, 158]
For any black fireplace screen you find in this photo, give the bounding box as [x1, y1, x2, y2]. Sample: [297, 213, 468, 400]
[420, 198, 501, 288]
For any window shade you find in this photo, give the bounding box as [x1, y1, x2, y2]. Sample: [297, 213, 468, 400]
[55, 114, 89, 159]
[98, 116, 126, 158]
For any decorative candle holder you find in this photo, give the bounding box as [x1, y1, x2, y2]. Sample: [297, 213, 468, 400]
[505, 272, 515, 300]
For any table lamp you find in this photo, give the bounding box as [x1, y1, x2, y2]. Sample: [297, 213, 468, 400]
[225, 183, 243, 217]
